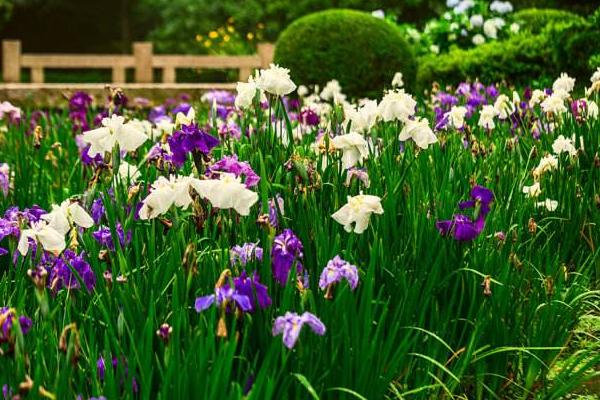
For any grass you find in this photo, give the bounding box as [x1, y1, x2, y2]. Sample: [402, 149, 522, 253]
[0, 82, 598, 399]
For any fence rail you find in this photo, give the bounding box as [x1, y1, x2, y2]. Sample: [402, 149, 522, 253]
[2, 40, 274, 84]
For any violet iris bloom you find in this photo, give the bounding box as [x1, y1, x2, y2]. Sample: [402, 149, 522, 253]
[92, 224, 131, 250]
[268, 195, 284, 228]
[299, 108, 320, 126]
[230, 243, 263, 266]
[233, 271, 271, 312]
[206, 155, 260, 188]
[42, 250, 96, 293]
[148, 105, 168, 124]
[271, 229, 304, 286]
[0, 307, 32, 343]
[436, 186, 494, 241]
[167, 124, 219, 167]
[195, 286, 252, 313]
[172, 102, 192, 115]
[272, 311, 326, 349]
[319, 256, 359, 290]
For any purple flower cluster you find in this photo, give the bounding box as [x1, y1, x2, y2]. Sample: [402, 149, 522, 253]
[91, 197, 106, 224]
[148, 98, 192, 124]
[206, 155, 260, 188]
[0, 307, 32, 344]
[203, 90, 236, 120]
[271, 229, 304, 286]
[167, 123, 219, 168]
[195, 271, 271, 314]
[195, 285, 251, 313]
[232, 271, 271, 312]
[299, 108, 320, 127]
[40, 250, 96, 293]
[434, 82, 499, 130]
[217, 120, 242, 139]
[0, 205, 47, 258]
[318, 256, 359, 291]
[230, 243, 263, 266]
[68, 91, 93, 132]
[92, 224, 132, 251]
[436, 185, 494, 241]
[272, 311, 325, 349]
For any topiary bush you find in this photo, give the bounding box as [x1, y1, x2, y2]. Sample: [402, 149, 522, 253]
[512, 8, 584, 34]
[274, 9, 417, 98]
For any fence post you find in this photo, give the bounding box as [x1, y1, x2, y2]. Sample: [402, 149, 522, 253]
[238, 67, 252, 82]
[112, 67, 126, 83]
[133, 42, 153, 83]
[163, 67, 176, 84]
[257, 43, 275, 69]
[2, 40, 21, 83]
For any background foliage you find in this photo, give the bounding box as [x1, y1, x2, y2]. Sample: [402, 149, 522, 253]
[1, 0, 599, 54]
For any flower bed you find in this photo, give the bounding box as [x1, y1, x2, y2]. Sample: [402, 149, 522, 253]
[0, 66, 598, 398]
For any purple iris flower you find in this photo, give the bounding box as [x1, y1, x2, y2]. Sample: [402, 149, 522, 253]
[437, 92, 459, 108]
[206, 155, 260, 188]
[436, 214, 486, 241]
[217, 121, 241, 139]
[43, 250, 96, 293]
[319, 256, 359, 291]
[69, 91, 93, 111]
[156, 323, 173, 343]
[230, 243, 263, 266]
[436, 185, 494, 241]
[203, 90, 236, 105]
[215, 105, 232, 120]
[271, 229, 304, 286]
[456, 82, 471, 96]
[272, 311, 326, 349]
[91, 198, 106, 224]
[92, 224, 131, 251]
[268, 195, 284, 228]
[75, 134, 104, 166]
[299, 108, 320, 126]
[148, 105, 168, 123]
[0, 307, 32, 343]
[458, 185, 495, 217]
[24, 205, 47, 222]
[167, 124, 219, 168]
[172, 102, 192, 115]
[486, 85, 499, 98]
[571, 99, 587, 120]
[194, 285, 252, 313]
[0, 164, 9, 197]
[232, 271, 271, 312]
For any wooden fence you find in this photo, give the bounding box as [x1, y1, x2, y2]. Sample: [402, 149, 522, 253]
[2, 40, 274, 84]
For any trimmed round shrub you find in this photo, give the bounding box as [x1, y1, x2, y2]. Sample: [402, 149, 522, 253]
[512, 8, 584, 34]
[274, 9, 417, 98]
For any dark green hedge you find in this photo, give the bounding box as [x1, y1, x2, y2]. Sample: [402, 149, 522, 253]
[512, 8, 584, 34]
[416, 15, 597, 89]
[274, 9, 417, 98]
